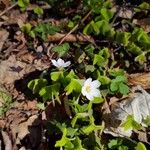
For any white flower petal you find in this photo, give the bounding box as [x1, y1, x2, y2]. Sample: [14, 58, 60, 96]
[51, 59, 58, 67]
[84, 78, 92, 86]
[91, 89, 101, 97]
[64, 61, 71, 67]
[86, 93, 94, 100]
[92, 80, 101, 88]
[57, 58, 64, 66]
[51, 58, 71, 69]
[81, 86, 86, 96]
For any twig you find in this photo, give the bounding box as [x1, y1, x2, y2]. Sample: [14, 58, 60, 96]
[0, 2, 17, 17]
[59, 10, 93, 45]
[111, 6, 121, 26]
[48, 33, 94, 43]
[1, 131, 12, 150]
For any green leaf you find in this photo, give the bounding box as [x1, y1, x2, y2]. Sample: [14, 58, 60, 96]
[119, 82, 129, 95]
[65, 79, 81, 95]
[28, 79, 47, 94]
[92, 97, 104, 104]
[18, 0, 29, 10]
[33, 23, 60, 40]
[110, 81, 119, 92]
[100, 8, 114, 21]
[55, 128, 68, 147]
[115, 76, 127, 83]
[95, 20, 111, 36]
[135, 53, 146, 65]
[20, 23, 32, 34]
[136, 142, 147, 150]
[115, 32, 131, 46]
[65, 70, 78, 82]
[52, 43, 70, 57]
[82, 124, 102, 134]
[39, 83, 60, 102]
[36, 102, 45, 110]
[127, 43, 142, 55]
[108, 139, 119, 149]
[121, 115, 142, 130]
[71, 113, 89, 127]
[99, 48, 110, 59]
[119, 145, 129, 150]
[68, 21, 74, 28]
[85, 65, 95, 73]
[93, 54, 105, 66]
[51, 71, 63, 81]
[108, 69, 125, 77]
[33, 6, 43, 16]
[0, 90, 12, 116]
[144, 116, 150, 126]
[71, 137, 84, 150]
[83, 22, 93, 35]
[139, 2, 150, 9]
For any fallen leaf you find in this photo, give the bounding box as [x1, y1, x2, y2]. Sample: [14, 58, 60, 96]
[0, 30, 9, 52]
[133, 18, 150, 33]
[104, 86, 150, 137]
[128, 72, 150, 89]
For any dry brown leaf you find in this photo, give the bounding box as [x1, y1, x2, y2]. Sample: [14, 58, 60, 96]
[128, 72, 150, 89]
[12, 115, 40, 145]
[133, 18, 150, 33]
[4, 10, 27, 25]
[0, 0, 11, 8]
[0, 54, 49, 85]
[136, 130, 149, 144]
[0, 30, 9, 52]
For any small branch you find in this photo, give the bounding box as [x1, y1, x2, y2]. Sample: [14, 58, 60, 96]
[0, 2, 17, 17]
[1, 131, 12, 150]
[48, 33, 94, 43]
[58, 10, 93, 45]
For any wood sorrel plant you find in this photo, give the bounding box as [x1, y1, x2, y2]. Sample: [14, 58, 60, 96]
[28, 58, 105, 149]
[28, 50, 129, 149]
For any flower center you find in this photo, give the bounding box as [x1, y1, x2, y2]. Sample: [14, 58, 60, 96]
[85, 85, 91, 93]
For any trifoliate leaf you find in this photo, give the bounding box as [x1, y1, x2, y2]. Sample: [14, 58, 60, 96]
[119, 82, 129, 95]
[100, 8, 114, 21]
[115, 31, 131, 46]
[121, 115, 142, 130]
[52, 43, 70, 57]
[135, 53, 146, 65]
[93, 54, 105, 66]
[33, 6, 43, 16]
[28, 79, 48, 94]
[39, 83, 60, 102]
[110, 81, 119, 92]
[115, 75, 127, 83]
[51, 71, 63, 81]
[65, 79, 82, 95]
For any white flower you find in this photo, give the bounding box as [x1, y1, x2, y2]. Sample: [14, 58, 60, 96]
[82, 78, 101, 100]
[51, 58, 71, 69]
